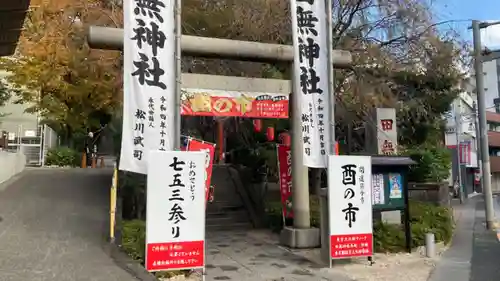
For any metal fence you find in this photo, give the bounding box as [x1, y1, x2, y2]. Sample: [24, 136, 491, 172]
[5, 125, 58, 166]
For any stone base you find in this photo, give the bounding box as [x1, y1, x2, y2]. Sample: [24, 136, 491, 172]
[280, 227, 320, 248]
[382, 210, 402, 224]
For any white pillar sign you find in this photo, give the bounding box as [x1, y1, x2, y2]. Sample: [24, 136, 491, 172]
[376, 108, 398, 155]
[146, 151, 206, 272]
[120, 0, 177, 174]
[291, 0, 331, 168]
[328, 155, 373, 259]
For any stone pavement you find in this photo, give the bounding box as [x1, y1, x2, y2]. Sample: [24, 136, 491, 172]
[0, 168, 138, 281]
[204, 230, 353, 281]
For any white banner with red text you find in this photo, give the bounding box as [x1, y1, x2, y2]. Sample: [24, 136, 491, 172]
[145, 151, 206, 272]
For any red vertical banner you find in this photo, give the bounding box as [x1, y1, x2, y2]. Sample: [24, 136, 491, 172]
[187, 139, 216, 203]
[277, 144, 293, 219]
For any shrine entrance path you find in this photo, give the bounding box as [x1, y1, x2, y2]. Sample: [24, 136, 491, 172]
[0, 168, 138, 281]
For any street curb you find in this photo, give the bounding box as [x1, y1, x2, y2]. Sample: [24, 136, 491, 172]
[0, 169, 27, 191]
[105, 241, 159, 281]
[101, 188, 157, 281]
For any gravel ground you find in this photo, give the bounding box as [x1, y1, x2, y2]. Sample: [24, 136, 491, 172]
[159, 231, 447, 281]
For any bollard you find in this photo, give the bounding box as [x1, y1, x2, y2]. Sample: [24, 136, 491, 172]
[100, 157, 105, 168]
[425, 233, 435, 258]
[81, 152, 87, 168]
[91, 156, 97, 168]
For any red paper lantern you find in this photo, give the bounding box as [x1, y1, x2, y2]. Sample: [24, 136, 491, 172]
[266, 127, 275, 141]
[253, 119, 262, 132]
[280, 132, 291, 146]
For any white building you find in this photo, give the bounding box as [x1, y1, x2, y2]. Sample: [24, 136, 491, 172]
[0, 71, 58, 166]
[482, 59, 500, 112]
[444, 89, 479, 196]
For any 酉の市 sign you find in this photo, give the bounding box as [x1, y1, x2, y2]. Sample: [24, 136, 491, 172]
[181, 88, 289, 119]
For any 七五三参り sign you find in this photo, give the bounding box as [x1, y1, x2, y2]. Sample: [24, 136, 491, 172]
[145, 151, 206, 272]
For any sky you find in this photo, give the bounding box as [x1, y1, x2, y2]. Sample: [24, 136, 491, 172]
[432, 0, 500, 48]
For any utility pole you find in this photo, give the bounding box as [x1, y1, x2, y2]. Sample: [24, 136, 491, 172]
[471, 20, 495, 229]
[454, 102, 464, 203]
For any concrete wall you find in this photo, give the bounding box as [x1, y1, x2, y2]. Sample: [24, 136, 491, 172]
[0, 151, 26, 185]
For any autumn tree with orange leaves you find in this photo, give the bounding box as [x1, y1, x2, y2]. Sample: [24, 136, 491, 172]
[0, 0, 123, 145]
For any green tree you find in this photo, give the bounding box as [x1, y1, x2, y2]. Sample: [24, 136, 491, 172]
[0, 79, 12, 119]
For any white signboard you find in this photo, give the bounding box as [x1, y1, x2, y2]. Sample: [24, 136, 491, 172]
[328, 155, 373, 259]
[120, 0, 177, 174]
[291, 0, 331, 168]
[146, 151, 206, 272]
[24, 130, 36, 137]
[372, 173, 385, 205]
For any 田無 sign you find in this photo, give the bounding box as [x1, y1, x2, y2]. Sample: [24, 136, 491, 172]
[120, 0, 176, 174]
[328, 155, 373, 260]
[376, 108, 398, 155]
[146, 151, 206, 272]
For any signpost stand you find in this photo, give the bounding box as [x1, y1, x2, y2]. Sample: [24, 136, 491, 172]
[146, 151, 206, 274]
[323, 155, 416, 268]
[327, 155, 374, 267]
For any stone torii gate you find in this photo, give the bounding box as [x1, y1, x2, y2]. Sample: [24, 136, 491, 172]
[86, 25, 352, 248]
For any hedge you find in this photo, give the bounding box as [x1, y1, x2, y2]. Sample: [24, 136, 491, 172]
[265, 196, 454, 253]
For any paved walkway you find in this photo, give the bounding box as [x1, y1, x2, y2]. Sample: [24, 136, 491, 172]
[469, 197, 500, 281]
[0, 168, 138, 281]
[428, 195, 500, 281]
[8, 168, 500, 281]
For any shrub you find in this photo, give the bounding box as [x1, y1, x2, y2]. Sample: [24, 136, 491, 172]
[405, 144, 451, 183]
[44, 146, 80, 167]
[264, 197, 454, 253]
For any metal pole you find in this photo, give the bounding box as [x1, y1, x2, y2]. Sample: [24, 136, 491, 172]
[454, 102, 464, 203]
[86, 26, 353, 68]
[473, 101, 482, 193]
[472, 20, 495, 229]
[291, 64, 311, 229]
[174, 0, 182, 150]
